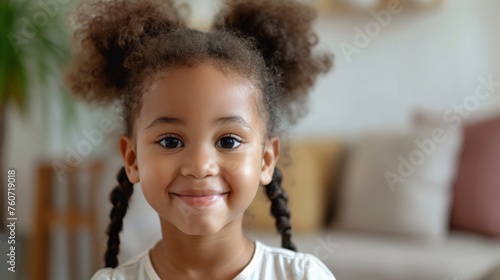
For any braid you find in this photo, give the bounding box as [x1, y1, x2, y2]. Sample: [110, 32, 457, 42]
[104, 167, 135, 268]
[264, 167, 297, 251]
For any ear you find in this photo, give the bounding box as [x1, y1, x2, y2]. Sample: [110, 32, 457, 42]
[119, 135, 140, 184]
[260, 137, 280, 185]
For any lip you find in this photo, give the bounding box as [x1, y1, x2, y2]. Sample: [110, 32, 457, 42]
[170, 189, 229, 197]
[171, 192, 229, 207]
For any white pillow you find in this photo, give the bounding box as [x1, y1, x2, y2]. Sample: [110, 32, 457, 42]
[336, 126, 463, 240]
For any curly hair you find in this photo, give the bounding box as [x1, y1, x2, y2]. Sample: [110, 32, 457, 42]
[65, 0, 333, 268]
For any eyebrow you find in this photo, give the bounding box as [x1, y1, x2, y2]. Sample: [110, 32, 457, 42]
[145, 115, 253, 131]
[215, 116, 253, 131]
[145, 117, 185, 130]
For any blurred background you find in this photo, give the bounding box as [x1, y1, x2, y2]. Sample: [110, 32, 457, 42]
[1, 0, 500, 279]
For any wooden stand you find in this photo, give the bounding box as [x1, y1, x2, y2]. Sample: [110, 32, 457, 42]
[28, 160, 104, 280]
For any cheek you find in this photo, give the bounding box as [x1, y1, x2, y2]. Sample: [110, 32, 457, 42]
[136, 148, 174, 203]
[224, 149, 263, 197]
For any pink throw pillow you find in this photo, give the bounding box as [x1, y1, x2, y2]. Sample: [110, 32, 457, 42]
[450, 115, 500, 237]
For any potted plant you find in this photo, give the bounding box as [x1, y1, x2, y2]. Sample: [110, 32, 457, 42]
[1, 0, 76, 230]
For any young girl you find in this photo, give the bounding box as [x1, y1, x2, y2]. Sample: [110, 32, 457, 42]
[65, 0, 334, 279]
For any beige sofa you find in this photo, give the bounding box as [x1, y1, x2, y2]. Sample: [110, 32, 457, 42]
[244, 134, 500, 280]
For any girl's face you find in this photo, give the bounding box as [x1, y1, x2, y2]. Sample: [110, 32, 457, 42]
[120, 63, 279, 236]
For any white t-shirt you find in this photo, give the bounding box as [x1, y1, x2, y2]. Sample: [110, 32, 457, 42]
[91, 240, 335, 280]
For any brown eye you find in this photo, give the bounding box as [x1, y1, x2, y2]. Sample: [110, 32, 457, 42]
[216, 136, 242, 149]
[159, 136, 184, 149]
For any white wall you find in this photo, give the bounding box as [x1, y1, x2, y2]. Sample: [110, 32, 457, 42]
[293, 0, 500, 136]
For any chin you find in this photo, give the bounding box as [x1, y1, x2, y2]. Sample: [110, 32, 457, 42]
[178, 222, 223, 236]
[172, 213, 225, 236]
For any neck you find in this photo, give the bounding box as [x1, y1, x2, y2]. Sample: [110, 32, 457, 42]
[150, 215, 255, 279]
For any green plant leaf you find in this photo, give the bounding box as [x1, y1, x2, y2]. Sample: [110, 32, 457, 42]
[1, 0, 77, 133]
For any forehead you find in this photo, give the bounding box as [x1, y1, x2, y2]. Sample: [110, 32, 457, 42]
[137, 63, 264, 131]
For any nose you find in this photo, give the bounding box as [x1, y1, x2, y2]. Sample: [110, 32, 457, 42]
[180, 144, 219, 179]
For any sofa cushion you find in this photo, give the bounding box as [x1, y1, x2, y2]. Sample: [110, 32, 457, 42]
[450, 115, 500, 237]
[246, 229, 500, 280]
[245, 138, 344, 232]
[336, 126, 462, 240]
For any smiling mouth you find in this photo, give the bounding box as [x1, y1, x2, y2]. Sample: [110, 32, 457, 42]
[171, 192, 229, 207]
